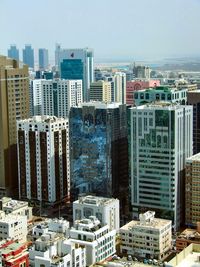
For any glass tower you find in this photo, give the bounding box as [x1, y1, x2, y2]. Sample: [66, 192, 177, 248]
[23, 45, 34, 68]
[129, 103, 193, 230]
[8, 45, 19, 61]
[69, 102, 128, 212]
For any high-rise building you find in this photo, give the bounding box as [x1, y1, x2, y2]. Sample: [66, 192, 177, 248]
[113, 72, 126, 104]
[7, 45, 19, 61]
[129, 103, 193, 230]
[89, 80, 112, 102]
[185, 153, 200, 227]
[22, 44, 34, 68]
[0, 56, 29, 197]
[29, 79, 82, 118]
[132, 64, 151, 79]
[69, 102, 128, 212]
[187, 90, 200, 154]
[55, 43, 61, 70]
[59, 47, 94, 101]
[38, 48, 49, 70]
[17, 116, 70, 204]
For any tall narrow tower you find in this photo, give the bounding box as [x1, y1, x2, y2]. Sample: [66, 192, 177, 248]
[0, 56, 29, 197]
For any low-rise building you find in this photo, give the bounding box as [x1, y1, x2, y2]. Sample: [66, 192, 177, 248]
[73, 195, 120, 231]
[0, 241, 29, 267]
[176, 224, 200, 252]
[120, 211, 172, 260]
[0, 197, 32, 221]
[0, 214, 27, 242]
[166, 243, 200, 267]
[29, 232, 86, 267]
[70, 216, 116, 266]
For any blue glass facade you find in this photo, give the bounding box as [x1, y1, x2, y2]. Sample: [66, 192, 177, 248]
[60, 59, 83, 80]
[8, 45, 19, 61]
[23, 45, 34, 68]
[69, 104, 129, 210]
[70, 107, 111, 197]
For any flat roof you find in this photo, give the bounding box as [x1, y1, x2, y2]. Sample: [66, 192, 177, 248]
[176, 251, 200, 267]
[186, 153, 200, 162]
[78, 101, 123, 109]
[121, 218, 171, 231]
[74, 195, 118, 206]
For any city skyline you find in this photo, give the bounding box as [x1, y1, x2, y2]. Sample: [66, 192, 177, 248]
[1, 0, 200, 61]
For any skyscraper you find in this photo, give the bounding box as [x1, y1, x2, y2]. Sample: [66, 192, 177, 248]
[0, 56, 29, 197]
[23, 45, 34, 68]
[69, 102, 129, 212]
[59, 47, 94, 101]
[187, 90, 200, 154]
[38, 48, 49, 70]
[17, 116, 70, 204]
[185, 153, 200, 227]
[129, 103, 193, 230]
[89, 81, 112, 102]
[113, 72, 126, 104]
[7, 45, 19, 61]
[29, 79, 82, 118]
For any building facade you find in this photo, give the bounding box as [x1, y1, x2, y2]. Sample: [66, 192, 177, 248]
[29, 79, 82, 118]
[0, 56, 29, 197]
[38, 48, 49, 70]
[185, 153, 200, 227]
[120, 211, 172, 260]
[23, 45, 34, 68]
[17, 116, 70, 204]
[126, 80, 160, 106]
[89, 80, 112, 102]
[113, 72, 126, 104]
[59, 47, 94, 101]
[73, 195, 120, 231]
[69, 102, 128, 210]
[69, 216, 116, 266]
[129, 103, 193, 229]
[134, 86, 187, 106]
[187, 90, 200, 154]
[7, 45, 19, 61]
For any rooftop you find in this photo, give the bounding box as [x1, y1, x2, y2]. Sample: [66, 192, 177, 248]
[1, 242, 26, 255]
[78, 101, 123, 109]
[17, 115, 67, 124]
[186, 153, 200, 162]
[74, 195, 118, 206]
[1, 198, 28, 210]
[131, 102, 192, 110]
[121, 216, 171, 231]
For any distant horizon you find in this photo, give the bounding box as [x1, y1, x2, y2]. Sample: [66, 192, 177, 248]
[1, 0, 200, 62]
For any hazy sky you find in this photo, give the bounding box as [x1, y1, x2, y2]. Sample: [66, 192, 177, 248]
[0, 0, 200, 61]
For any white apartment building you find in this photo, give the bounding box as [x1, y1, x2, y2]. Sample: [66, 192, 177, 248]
[70, 216, 116, 266]
[73, 195, 120, 231]
[120, 211, 172, 260]
[0, 214, 27, 242]
[32, 218, 70, 239]
[129, 103, 193, 230]
[113, 72, 126, 104]
[17, 116, 70, 203]
[0, 197, 32, 221]
[29, 233, 86, 267]
[30, 79, 82, 118]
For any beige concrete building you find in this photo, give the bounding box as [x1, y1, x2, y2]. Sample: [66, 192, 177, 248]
[120, 211, 172, 260]
[89, 80, 112, 102]
[185, 153, 200, 227]
[0, 56, 29, 197]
